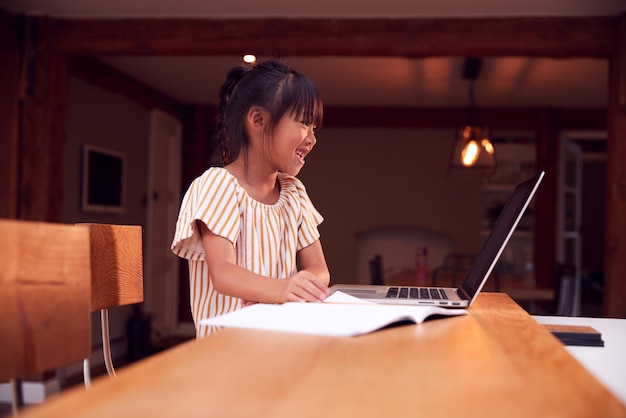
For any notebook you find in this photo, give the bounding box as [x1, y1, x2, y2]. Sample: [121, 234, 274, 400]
[329, 171, 545, 308]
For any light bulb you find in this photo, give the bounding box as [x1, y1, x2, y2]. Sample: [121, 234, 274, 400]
[461, 140, 479, 166]
[481, 139, 495, 154]
[243, 54, 257, 64]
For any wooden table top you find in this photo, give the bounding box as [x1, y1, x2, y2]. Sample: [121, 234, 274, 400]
[20, 293, 625, 418]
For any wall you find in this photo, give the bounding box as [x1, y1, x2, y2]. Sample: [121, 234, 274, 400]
[298, 127, 484, 285]
[63, 76, 150, 360]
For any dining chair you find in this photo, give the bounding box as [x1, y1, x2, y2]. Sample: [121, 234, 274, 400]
[80, 223, 143, 384]
[369, 254, 384, 285]
[0, 220, 92, 414]
[553, 263, 577, 316]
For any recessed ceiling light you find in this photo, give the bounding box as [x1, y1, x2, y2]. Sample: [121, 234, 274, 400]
[243, 55, 257, 64]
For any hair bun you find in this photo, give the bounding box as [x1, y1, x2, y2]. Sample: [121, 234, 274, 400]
[219, 66, 250, 110]
[216, 65, 250, 166]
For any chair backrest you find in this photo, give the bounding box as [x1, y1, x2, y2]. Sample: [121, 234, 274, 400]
[0, 220, 92, 382]
[81, 223, 143, 311]
[369, 255, 384, 285]
[554, 263, 577, 316]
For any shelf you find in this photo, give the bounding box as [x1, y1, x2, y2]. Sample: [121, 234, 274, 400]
[480, 140, 536, 277]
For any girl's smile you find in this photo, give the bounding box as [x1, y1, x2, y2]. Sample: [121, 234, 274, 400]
[270, 114, 317, 176]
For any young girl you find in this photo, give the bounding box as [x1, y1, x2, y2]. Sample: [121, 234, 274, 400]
[171, 60, 330, 337]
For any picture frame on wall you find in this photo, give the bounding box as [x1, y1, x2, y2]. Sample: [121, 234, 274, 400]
[81, 144, 126, 214]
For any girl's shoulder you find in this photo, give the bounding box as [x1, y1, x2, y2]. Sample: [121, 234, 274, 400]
[277, 172, 307, 193]
[277, 173, 315, 206]
[192, 167, 241, 194]
[196, 166, 236, 184]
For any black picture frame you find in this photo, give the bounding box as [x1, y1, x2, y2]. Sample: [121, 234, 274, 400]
[81, 144, 126, 213]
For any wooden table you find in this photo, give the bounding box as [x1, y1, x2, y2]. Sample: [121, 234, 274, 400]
[19, 294, 625, 417]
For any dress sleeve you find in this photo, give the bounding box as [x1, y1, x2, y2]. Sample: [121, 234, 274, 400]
[293, 178, 324, 251]
[171, 169, 240, 261]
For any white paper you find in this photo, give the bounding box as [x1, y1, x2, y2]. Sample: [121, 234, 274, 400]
[201, 292, 467, 337]
[323, 290, 376, 304]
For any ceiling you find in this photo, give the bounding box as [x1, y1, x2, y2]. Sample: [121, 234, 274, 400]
[2, 0, 624, 107]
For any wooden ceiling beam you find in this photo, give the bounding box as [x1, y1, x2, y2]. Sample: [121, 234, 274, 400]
[323, 106, 606, 130]
[46, 17, 615, 58]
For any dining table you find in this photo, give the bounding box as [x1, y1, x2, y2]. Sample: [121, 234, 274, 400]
[18, 293, 625, 418]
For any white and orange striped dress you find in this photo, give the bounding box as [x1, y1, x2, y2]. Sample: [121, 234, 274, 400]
[171, 167, 323, 338]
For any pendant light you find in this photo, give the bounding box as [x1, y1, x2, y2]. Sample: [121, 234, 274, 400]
[448, 57, 496, 174]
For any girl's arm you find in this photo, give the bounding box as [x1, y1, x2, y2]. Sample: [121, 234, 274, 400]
[198, 221, 329, 304]
[296, 239, 330, 286]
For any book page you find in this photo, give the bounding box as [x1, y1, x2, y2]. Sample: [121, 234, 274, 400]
[201, 292, 467, 337]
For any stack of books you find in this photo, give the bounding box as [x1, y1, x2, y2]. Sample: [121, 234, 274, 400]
[543, 324, 604, 347]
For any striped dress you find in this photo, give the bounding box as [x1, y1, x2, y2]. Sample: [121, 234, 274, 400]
[171, 167, 323, 338]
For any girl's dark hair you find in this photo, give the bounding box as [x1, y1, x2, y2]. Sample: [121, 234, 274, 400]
[216, 59, 323, 166]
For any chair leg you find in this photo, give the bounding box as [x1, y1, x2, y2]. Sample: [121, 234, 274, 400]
[10, 378, 23, 414]
[83, 358, 92, 388]
[101, 308, 117, 377]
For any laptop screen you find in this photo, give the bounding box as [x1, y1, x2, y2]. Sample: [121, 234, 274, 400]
[460, 172, 545, 301]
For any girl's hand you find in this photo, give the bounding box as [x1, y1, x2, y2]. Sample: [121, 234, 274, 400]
[282, 270, 330, 303]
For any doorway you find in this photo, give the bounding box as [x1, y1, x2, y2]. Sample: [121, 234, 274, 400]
[144, 110, 191, 336]
[560, 130, 606, 316]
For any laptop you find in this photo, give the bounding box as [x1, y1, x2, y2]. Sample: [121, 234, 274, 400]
[329, 171, 545, 307]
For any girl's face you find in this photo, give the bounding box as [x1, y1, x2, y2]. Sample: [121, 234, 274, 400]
[267, 110, 317, 176]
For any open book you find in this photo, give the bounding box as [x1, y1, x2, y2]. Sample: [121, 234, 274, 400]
[200, 291, 468, 337]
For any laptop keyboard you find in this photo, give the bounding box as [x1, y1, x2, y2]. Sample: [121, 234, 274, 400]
[386, 287, 449, 300]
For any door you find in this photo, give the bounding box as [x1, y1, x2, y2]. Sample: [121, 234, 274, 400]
[145, 110, 191, 335]
[559, 131, 609, 316]
[559, 130, 607, 317]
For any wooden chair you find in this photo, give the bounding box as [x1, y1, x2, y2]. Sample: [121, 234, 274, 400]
[80, 223, 143, 383]
[369, 254, 384, 285]
[0, 220, 92, 413]
[553, 263, 577, 316]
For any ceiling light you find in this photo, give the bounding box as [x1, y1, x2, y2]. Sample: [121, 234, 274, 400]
[448, 57, 497, 175]
[242, 55, 257, 64]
